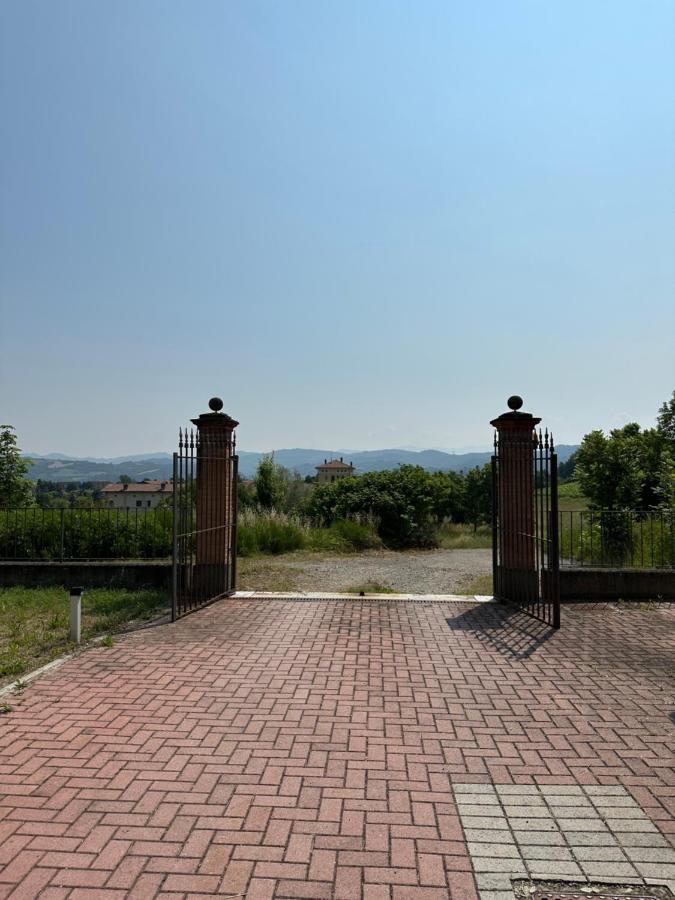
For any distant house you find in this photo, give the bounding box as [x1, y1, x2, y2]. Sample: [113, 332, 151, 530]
[315, 458, 355, 485]
[101, 479, 173, 509]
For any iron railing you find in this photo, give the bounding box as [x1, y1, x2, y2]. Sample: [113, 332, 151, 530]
[559, 508, 675, 568]
[0, 507, 173, 560]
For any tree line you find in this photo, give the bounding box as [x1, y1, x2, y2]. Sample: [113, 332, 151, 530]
[557, 391, 675, 510]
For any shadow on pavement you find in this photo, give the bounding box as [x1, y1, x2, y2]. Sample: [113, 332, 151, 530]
[446, 601, 555, 660]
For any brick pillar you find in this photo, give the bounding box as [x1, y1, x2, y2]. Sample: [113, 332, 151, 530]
[192, 398, 238, 597]
[491, 396, 540, 593]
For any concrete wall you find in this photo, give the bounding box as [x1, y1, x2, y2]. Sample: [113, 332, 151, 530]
[0, 561, 171, 590]
[560, 567, 675, 601]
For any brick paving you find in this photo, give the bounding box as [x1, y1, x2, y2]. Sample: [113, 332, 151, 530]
[0, 598, 673, 899]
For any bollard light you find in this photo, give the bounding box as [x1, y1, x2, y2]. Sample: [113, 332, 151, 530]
[69, 586, 84, 644]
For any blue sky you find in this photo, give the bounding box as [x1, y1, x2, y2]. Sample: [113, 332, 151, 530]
[1, 0, 674, 456]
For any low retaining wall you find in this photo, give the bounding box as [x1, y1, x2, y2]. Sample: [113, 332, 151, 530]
[0, 561, 171, 590]
[560, 567, 675, 601]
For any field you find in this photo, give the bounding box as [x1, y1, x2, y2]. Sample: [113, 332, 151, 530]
[557, 480, 590, 511]
[0, 587, 169, 687]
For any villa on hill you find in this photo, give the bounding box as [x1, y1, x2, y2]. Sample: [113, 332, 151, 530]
[101, 479, 173, 509]
[315, 458, 355, 484]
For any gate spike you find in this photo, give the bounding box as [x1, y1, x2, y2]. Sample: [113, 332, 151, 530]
[550, 431, 555, 451]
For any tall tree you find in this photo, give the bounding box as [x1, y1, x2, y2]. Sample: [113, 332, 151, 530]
[463, 464, 492, 531]
[575, 423, 671, 510]
[0, 425, 34, 506]
[254, 455, 288, 510]
[657, 390, 675, 445]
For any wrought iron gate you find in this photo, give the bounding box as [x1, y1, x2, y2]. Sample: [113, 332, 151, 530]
[492, 428, 560, 628]
[172, 426, 238, 620]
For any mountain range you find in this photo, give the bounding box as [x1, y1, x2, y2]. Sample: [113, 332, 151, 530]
[24, 445, 579, 483]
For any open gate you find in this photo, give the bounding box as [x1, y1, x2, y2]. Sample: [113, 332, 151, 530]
[172, 401, 238, 620]
[492, 407, 560, 629]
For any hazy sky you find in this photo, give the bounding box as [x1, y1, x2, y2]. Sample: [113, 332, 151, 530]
[1, 1, 674, 456]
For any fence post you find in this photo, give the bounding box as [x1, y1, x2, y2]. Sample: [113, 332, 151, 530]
[171, 452, 178, 622]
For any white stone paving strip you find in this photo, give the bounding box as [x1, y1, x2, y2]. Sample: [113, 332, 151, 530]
[233, 591, 494, 602]
[453, 783, 675, 900]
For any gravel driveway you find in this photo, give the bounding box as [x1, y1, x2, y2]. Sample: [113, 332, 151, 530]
[238, 548, 492, 594]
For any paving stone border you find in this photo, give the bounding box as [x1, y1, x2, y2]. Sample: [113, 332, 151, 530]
[454, 784, 675, 899]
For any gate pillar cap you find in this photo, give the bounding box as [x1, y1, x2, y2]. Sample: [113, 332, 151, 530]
[491, 396, 540, 430]
[192, 412, 239, 428]
[191, 398, 239, 430]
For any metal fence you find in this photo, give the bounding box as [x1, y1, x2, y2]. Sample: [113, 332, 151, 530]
[0, 507, 173, 560]
[559, 508, 675, 568]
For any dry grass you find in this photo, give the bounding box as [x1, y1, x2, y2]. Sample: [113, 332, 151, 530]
[458, 573, 494, 595]
[345, 582, 396, 594]
[236, 556, 307, 592]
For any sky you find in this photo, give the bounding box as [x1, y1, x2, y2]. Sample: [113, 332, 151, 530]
[1, 0, 674, 456]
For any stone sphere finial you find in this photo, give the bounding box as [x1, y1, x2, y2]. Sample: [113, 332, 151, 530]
[208, 397, 224, 413]
[507, 395, 523, 411]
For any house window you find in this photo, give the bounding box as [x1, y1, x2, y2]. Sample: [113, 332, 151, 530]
[136, 500, 142, 507]
[147, 501, 151, 507]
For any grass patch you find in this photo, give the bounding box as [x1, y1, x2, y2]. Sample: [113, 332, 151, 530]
[236, 557, 306, 592]
[345, 582, 396, 594]
[0, 586, 169, 686]
[556, 481, 589, 511]
[436, 523, 492, 549]
[459, 573, 493, 595]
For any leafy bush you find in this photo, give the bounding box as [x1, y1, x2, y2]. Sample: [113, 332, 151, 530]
[303, 465, 474, 549]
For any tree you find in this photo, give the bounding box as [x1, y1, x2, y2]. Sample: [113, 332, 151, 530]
[119, 474, 133, 484]
[303, 465, 440, 548]
[657, 390, 675, 445]
[463, 464, 492, 531]
[254, 455, 288, 510]
[0, 425, 34, 507]
[558, 451, 577, 483]
[575, 424, 671, 510]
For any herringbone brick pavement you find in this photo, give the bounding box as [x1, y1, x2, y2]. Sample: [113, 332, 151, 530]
[0, 599, 673, 898]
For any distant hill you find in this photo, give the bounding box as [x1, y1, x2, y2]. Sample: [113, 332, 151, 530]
[24, 444, 578, 483]
[25, 457, 174, 483]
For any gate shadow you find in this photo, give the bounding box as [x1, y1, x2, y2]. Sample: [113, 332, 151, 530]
[446, 602, 555, 660]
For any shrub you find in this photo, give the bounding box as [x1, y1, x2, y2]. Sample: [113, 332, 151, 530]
[237, 510, 306, 556]
[329, 518, 381, 551]
[303, 466, 444, 549]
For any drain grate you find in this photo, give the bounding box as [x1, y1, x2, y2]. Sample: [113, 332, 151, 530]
[515, 883, 674, 900]
[532, 894, 662, 900]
